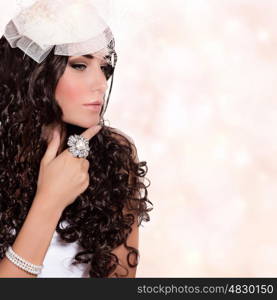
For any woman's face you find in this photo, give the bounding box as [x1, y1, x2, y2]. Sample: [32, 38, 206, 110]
[55, 54, 108, 128]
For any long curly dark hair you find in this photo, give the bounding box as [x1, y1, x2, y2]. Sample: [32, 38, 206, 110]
[0, 37, 152, 277]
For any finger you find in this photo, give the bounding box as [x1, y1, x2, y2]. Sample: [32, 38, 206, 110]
[80, 125, 102, 141]
[41, 127, 61, 165]
[79, 158, 88, 167]
[82, 159, 90, 170]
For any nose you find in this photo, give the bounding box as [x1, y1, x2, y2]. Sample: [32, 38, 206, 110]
[90, 62, 108, 94]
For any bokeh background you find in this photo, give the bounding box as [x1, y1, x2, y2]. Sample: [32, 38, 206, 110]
[104, 0, 277, 277]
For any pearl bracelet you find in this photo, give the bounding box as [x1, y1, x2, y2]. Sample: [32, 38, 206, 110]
[5, 246, 43, 275]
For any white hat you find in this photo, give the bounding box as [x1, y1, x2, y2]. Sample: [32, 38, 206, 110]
[0, 0, 117, 64]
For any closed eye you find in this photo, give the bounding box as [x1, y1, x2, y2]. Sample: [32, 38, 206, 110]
[69, 63, 113, 79]
[70, 63, 87, 71]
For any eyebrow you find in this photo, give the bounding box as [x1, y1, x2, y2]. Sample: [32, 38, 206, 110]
[82, 54, 94, 59]
[70, 54, 108, 64]
[69, 54, 94, 61]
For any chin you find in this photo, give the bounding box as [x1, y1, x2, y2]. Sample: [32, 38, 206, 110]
[65, 117, 100, 129]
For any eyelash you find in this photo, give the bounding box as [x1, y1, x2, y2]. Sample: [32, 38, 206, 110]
[70, 63, 108, 72]
[70, 63, 86, 71]
[70, 63, 113, 80]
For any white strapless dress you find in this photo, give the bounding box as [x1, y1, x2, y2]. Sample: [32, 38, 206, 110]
[37, 230, 90, 278]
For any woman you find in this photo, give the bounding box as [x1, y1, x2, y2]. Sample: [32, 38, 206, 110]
[0, 0, 152, 278]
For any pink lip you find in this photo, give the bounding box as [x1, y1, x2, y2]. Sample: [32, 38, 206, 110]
[83, 104, 102, 112]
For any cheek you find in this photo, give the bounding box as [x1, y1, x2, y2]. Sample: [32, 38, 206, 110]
[55, 72, 84, 105]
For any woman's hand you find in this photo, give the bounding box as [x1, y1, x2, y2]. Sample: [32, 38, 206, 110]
[35, 125, 102, 211]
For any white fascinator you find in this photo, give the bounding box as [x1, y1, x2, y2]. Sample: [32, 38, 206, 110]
[0, 0, 117, 65]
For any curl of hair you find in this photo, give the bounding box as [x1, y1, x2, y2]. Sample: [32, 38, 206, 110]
[0, 37, 153, 277]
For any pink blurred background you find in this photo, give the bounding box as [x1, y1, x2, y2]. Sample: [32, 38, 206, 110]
[104, 0, 277, 277]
